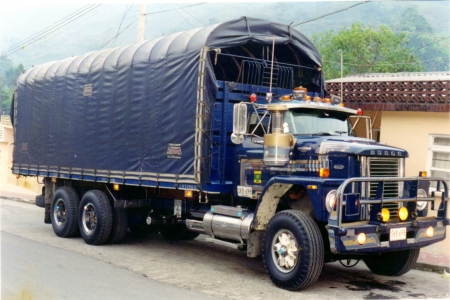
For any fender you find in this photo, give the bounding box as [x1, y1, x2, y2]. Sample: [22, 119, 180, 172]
[252, 176, 345, 230]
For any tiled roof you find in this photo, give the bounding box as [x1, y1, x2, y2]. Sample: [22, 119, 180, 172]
[326, 72, 450, 83]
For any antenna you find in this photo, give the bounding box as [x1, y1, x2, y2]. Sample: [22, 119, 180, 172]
[265, 36, 281, 103]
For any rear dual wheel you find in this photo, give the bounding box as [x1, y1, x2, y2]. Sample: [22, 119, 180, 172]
[364, 248, 420, 276]
[50, 187, 80, 238]
[79, 190, 113, 245]
[51, 188, 128, 245]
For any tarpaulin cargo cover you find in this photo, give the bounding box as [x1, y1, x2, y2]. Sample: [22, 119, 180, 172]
[12, 16, 323, 187]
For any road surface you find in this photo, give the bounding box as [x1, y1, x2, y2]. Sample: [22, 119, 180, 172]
[1, 199, 449, 299]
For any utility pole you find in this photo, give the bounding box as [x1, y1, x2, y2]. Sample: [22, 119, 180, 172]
[340, 49, 343, 100]
[137, 3, 146, 43]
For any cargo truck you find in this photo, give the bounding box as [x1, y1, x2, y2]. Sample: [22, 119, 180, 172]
[11, 17, 449, 290]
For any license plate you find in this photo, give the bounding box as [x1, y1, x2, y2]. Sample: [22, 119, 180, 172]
[237, 186, 252, 198]
[390, 227, 406, 241]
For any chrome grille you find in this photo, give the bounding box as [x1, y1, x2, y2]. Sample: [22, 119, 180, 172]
[364, 157, 404, 217]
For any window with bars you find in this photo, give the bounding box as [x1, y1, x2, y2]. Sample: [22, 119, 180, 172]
[427, 134, 450, 190]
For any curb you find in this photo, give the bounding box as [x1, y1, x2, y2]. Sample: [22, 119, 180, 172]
[0, 196, 35, 204]
[414, 262, 449, 274]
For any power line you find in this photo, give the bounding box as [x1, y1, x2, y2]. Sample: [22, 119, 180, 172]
[0, 5, 95, 55]
[170, 4, 197, 29]
[112, 4, 133, 47]
[323, 56, 446, 67]
[1, 5, 105, 57]
[410, 36, 450, 52]
[144, 3, 206, 16]
[100, 3, 208, 49]
[292, 1, 371, 27]
[100, 19, 138, 49]
[174, 3, 206, 26]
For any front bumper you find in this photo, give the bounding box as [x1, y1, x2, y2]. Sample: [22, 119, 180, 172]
[328, 218, 446, 253]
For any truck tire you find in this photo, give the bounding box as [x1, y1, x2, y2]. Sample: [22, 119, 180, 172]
[363, 248, 420, 276]
[50, 187, 80, 238]
[78, 190, 113, 245]
[108, 207, 128, 244]
[262, 210, 324, 291]
[159, 224, 199, 241]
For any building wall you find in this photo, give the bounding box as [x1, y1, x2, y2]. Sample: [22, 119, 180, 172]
[380, 111, 450, 257]
[0, 119, 42, 195]
[380, 111, 450, 176]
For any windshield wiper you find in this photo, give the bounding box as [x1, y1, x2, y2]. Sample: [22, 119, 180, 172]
[335, 131, 347, 135]
[310, 132, 333, 136]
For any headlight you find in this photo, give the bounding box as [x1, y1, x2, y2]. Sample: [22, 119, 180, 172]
[417, 189, 428, 211]
[325, 190, 337, 212]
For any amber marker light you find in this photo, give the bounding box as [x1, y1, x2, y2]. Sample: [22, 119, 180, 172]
[426, 226, 434, 238]
[419, 171, 427, 177]
[184, 190, 193, 198]
[305, 96, 311, 101]
[357, 233, 366, 245]
[319, 168, 330, 178]
[51, 178, 57, 183]
[398, 207, 409, 221]
[113, 184, 120, 191]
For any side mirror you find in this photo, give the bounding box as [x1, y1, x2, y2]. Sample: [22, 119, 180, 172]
[231, 103, 247, 144]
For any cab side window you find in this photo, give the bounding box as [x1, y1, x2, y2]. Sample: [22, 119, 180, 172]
[248, 111, 269, 137]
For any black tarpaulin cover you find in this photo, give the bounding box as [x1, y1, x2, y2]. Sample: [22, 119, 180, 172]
[13, 16, 322, 184]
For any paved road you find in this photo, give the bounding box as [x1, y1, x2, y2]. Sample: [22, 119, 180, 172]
[2, 199, 450, 300]
[2, 232, 222, 300]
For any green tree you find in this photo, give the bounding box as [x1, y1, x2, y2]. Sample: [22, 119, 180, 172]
[312, 22, 423, 80]
[397, 7, 449, 72]
[0, 56, 23, 114]
[5, 63, 24, 87]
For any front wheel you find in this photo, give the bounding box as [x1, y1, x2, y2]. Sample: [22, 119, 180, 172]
[363, 248, 420, 276]
[262, 210, 324, 291]
[78, 190, 112, 245]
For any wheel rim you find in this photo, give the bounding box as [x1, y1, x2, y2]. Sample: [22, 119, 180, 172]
[53, 198, 66, 227]
[82, 203, 97, 234]
[271, 229, 299, 273]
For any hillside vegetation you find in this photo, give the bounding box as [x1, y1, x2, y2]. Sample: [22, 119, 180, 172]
[0, 2, 448, 114]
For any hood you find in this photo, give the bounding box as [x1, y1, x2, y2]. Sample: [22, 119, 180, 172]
[294, 136, 408, 158]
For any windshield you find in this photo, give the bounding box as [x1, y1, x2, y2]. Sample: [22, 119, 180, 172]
[285, 108, 355, 136]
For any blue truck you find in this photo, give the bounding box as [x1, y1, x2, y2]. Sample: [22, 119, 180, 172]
[12, 17, 449, 290]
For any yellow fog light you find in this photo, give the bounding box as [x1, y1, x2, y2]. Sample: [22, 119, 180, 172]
[426, 226, 434, 238]
[398, 207, 408, 221]
[380, 208, 390, 223]
[357, 233, 366, 245]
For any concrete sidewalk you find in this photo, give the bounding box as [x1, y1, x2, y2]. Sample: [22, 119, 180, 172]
[1, 188, 449, 274]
